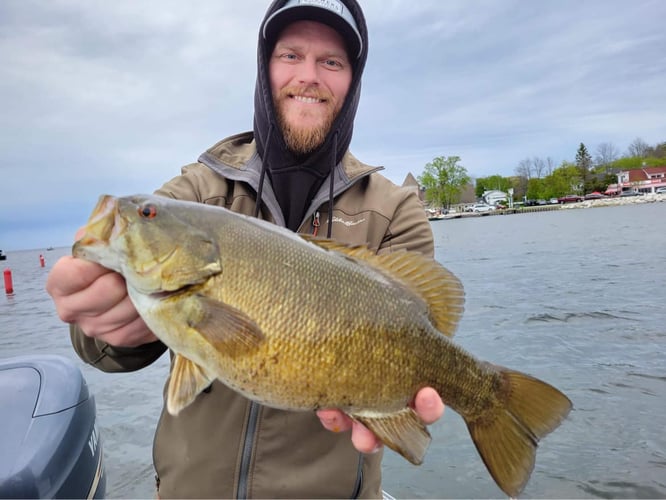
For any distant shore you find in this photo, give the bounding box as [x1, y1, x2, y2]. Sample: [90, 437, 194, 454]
[558, 192, 666, 210]
[434, 192, 666, 220]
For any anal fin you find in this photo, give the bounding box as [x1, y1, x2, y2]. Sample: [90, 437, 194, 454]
[353, 407, 431, 465]
[167, 354, 214, 415]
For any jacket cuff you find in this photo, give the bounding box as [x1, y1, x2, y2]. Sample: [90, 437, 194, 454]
[70, 324, 167, 373]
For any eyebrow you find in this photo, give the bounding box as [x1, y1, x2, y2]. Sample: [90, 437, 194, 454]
[273, 41, 349, 61]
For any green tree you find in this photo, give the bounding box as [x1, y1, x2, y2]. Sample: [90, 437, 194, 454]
[544, 162, 582, 196]
[525, 177, 545, 200]
[576, 143, 593, 192]
[418, 156, 471, 209]
[475, 175, 512, 198]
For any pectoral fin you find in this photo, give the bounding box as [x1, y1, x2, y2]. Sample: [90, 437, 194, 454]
[352, 408, 431, 465]
[187, 295, 265, 355]
[167, 354, 214, 415]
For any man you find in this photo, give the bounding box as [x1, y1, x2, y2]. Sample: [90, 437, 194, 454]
[46, 0, 444, 497]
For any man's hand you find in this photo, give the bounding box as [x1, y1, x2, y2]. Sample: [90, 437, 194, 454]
[316, 387, 445, 453]
[46, 255, 158, 347]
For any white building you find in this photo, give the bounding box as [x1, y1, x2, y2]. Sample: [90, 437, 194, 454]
[482, 190, 507, 206]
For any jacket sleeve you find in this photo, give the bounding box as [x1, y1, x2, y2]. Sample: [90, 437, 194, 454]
[70, 324, 167, 372]
[379, 189, 434, 258]
[69, 165, 205, 372]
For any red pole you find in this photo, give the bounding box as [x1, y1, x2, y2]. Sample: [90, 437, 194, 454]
[39, 254, 45, 267]
[4, 268, 13, 294]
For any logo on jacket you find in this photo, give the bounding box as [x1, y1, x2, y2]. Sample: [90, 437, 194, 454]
[331, 216, 366, 227]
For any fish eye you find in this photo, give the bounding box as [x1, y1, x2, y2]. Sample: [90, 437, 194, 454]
[139, 203, 158, 219]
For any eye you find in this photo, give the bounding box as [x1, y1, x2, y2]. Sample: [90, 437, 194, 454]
[139, 203, 158, 219]
[324, 58, 342, 69]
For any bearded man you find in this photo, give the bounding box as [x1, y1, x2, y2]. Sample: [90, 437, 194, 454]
[47, 0, 445, 497]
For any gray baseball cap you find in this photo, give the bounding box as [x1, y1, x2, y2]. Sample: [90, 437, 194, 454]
[263, 0, 363, 59]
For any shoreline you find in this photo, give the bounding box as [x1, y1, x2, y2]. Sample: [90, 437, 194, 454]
[432, 193, 666, 220]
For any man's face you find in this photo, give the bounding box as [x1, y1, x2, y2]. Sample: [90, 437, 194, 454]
[270, 20, 353, 155]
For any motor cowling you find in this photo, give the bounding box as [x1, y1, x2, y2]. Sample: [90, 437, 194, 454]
[0, 355, 105, 499]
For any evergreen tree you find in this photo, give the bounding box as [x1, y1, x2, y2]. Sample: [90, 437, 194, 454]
[576, 143, 592, 192]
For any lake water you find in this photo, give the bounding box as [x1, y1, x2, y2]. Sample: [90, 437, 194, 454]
[2, 202, 665, 499]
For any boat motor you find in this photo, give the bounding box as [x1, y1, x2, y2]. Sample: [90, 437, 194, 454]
[0, 354, 105, 498]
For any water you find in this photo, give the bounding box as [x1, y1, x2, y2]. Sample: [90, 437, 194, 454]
[2, 202, 665, 499]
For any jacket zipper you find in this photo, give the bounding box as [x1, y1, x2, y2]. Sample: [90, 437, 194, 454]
[351, 454, 364, 498]
[236, 401, 261, 499]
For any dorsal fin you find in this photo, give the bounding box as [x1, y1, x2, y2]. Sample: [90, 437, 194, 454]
[301, 236, 464, 338]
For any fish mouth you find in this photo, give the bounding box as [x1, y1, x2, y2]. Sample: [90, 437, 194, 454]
[73, 195, 124, 252]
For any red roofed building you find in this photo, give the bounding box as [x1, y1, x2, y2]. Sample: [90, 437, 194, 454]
[605, 165, 666, 195]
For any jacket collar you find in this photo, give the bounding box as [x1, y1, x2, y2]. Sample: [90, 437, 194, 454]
[198, 132, 383, 227]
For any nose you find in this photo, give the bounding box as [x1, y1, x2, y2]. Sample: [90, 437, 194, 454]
[297, 57, 320, 86]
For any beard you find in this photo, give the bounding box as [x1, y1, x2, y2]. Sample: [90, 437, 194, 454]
[273, 85, 341, 155]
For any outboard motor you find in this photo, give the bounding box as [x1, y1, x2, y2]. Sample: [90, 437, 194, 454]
[0, 355, 105, 498]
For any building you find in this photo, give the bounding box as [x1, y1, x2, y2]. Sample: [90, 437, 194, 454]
[401, 172, 425, 203]
[482, 190, 508, 206]
[605, 165, 666, 195]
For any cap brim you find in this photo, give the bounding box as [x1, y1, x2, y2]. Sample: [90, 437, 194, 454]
[263, 4, 362, 60]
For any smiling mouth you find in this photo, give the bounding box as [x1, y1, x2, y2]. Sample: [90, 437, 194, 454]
[290, 94, 325, 104]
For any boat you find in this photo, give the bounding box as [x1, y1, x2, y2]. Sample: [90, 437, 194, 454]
[0, 250, 6, 261]
[426, 208, 447, 221]
[0, 355, 105, 498]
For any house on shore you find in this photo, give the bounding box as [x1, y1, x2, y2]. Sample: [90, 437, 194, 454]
[605, 165, 666, 195]
[482, 190, 508, 206]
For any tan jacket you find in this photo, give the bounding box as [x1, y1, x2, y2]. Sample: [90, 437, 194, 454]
[70, 133, 434, 498]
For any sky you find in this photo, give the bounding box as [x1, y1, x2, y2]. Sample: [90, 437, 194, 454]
[1, 0, 665, 251]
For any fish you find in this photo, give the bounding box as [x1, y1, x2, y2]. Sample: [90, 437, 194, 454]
[72, 193, 572, 498]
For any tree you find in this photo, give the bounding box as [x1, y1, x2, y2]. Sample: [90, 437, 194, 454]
[525, 177, 545, 201]
[546, 162, 583, 196]
[514, 158, 533, 198]
[646, 141, 666, 159]
[515, 158, 533, 180]
[532, 157, 546, 179]
[576, 143, 592, 172]
[595, 142, 619, 172]
[418, 156, 471, 209]
[575, 143, 593, 192]
[627, 137, 650, 158]
[475, 175, 512, 198]
[545, 157, 556, 176]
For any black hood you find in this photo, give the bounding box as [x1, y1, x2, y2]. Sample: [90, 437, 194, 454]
[252, 0, 369, 230]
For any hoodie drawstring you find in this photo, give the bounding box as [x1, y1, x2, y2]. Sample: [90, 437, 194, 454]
[254, 122, 275, 219]
[326, 131, 338, 239]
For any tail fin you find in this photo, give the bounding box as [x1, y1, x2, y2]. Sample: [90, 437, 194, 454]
[466, 370, 572, 498]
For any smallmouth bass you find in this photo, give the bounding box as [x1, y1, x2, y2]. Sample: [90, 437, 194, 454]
[73, 194, 572, 497]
